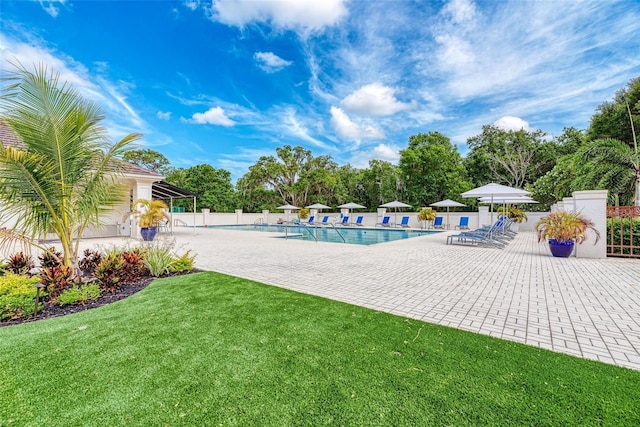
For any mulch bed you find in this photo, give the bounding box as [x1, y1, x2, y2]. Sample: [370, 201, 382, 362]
[1, 271, 198, 328]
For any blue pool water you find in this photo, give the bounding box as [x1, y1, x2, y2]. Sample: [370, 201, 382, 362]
[206, 224, 440, 245]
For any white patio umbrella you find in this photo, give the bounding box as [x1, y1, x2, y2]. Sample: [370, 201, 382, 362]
[379, 200, 411, 225]
[430, 199, 467, 229]
[306, 203, 331, 210]
[337, 202, 366, 218]
[461, 183, 530, 223]
[277, 204, 300, 222]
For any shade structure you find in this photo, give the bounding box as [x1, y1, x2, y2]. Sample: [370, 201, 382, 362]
[277, 204, 299, 222]
[306, 203, 331, 210]
[337, 202, 366, 218]
[379, 200, 411, 225]
[337, 202, 366, 209]
[461, 183, 531, 198]
[478, 196, 537, 204]
[462, 183, 530, 223]
[430, 199, 467, 229]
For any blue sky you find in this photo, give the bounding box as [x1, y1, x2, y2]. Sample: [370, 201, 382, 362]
[1, 0, 639, 181]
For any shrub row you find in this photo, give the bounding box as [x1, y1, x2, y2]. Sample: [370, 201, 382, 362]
[1, 244, 196, 321]
[607, 218, 640, 256]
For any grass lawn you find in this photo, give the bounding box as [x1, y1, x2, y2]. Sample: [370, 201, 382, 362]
[1, 272, 639, 426]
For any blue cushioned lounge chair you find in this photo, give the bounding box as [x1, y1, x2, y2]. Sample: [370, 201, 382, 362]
[375, 216, 391, 227]
[433, 217, 444, 229]
[354, 216, 364, 226]
[398, 216, 410, 228]
[455, 216, 469, 230]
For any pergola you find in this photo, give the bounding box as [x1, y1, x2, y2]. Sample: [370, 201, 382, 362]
[151, 181, 197, 233]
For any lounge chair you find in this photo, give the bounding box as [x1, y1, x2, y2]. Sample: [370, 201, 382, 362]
[158, 220, 169, 233]
[455, 216, 469, 230]
[375, 216, 391, 227]
[305, 215, 315, 225]
[446, 219, 508, 248]
[398, 216, 410, 228]
[353, 216, 364, 226]
[316, 215, 330, 226]
[433, 217, 444, 229]
[339, 216, 350, 226]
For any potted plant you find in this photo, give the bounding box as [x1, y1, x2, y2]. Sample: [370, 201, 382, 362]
[535, 210, 601, 257]
[131, 199, 170, 241]
[498, 206, 528, 231]
[298, 208, 310, 221]
[417, 207, 437, 229]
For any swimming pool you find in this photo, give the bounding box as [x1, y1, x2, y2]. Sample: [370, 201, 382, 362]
[206, 224, 440, 245]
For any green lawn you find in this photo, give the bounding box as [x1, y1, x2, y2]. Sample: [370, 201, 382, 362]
[1, 272, 638, 426]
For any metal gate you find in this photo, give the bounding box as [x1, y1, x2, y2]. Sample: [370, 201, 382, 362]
[607, 206, 640, 258]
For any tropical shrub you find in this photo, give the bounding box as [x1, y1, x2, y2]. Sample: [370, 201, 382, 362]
[39, 265, 74, 301]
[38, 247, 63, 269]
[607, 217, 640, 256]
[298, 208, 310, 220]
[0, 274, 41, 320]
[497, 206, 528, 223]
[169, 250, 196, 273]
[0, 260, 6, 276]
[95, 252, 126, 293]
[6, 252, 35, 275]
[144, 247, 175, 277]
[121, 249, 149, 282]
[56, 284, 101, 306]
[417, 207, 437, 222]
[79, 249, 103, 277]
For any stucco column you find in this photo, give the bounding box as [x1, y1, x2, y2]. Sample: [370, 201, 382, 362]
[202, 209, 210, 226]
[478, 206, 489, 227]
[235, 209, 243, 224]
[573, 190, 608, 259]
[262, 210, 270, 224]
[563, 197, 575, 212]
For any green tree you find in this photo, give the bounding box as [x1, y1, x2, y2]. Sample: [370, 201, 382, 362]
[465, 125, 553, 188]
[166, 165, 237, 212]
[123, 148, 170, 174]
[580, 77, 639, 206]
[587, 77, 640, 147]
[575, 138, 639, 206]
[239, 145, 338, 207]
[399, 132, 471, 206]
[358, 160, 401, 208]
[0, 63, 139, 273]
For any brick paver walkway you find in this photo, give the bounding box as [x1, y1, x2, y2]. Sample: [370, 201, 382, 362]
[89, 227, 640, 370]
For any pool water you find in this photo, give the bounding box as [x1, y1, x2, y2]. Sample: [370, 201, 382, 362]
[207, 224, 440, 245]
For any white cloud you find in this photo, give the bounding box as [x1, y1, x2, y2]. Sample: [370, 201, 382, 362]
[157, 111, 171, 120]
[281, 108, 333, 149]
[348, 143, 401, 168]
[442, 0, 477, 25]
[210, 0, 348, 35]
[185, 106, 235, 126]
[493, 116, 531, 131]
[254, 51, 292, 73]
[38, 1, 67, 18]
[183, 1, 199, 11]
[341, 83, 415, 117]
[330, 106, 384, 141]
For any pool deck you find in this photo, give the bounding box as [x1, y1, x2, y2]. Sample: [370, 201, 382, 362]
[87, 227, 640, 371]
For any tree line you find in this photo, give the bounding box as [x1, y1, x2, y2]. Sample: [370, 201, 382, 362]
[125, 77, 639, 212]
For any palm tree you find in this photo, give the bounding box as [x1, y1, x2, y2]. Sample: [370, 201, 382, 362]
[576, 138, 640, 206]
[0, 62, 141, 274]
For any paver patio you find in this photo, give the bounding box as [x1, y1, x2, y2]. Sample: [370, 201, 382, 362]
[88, 227, 640, 370]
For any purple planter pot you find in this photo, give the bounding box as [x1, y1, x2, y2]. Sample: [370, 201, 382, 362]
[140, 227, 157, 241]
[548, 239, 574, 258]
